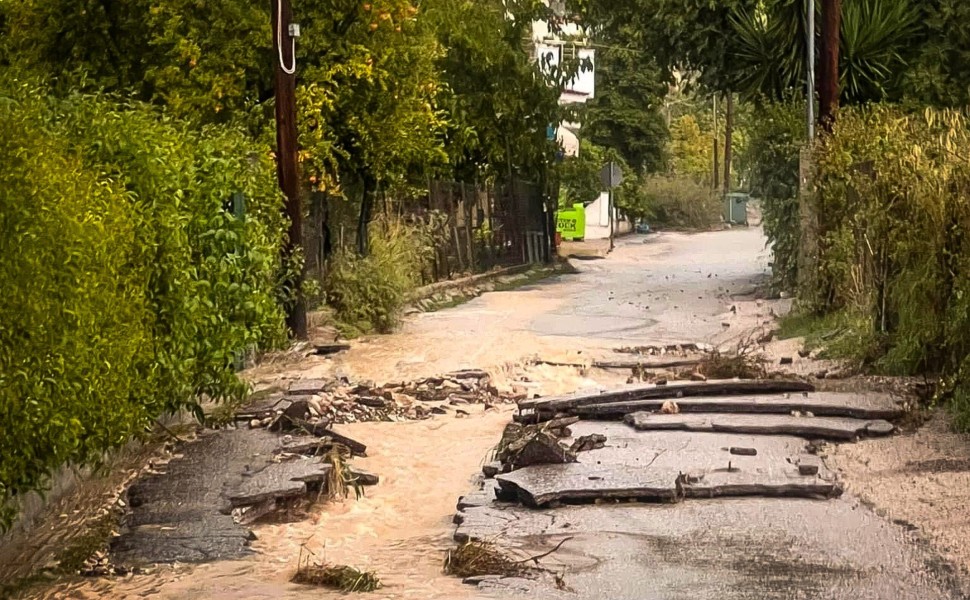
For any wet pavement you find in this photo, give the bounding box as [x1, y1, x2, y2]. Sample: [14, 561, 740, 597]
[449, 229, 968, 600]
[19, 228, 968, 599]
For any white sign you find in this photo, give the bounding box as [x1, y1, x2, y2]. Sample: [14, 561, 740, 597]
[565, 48, 595, 99]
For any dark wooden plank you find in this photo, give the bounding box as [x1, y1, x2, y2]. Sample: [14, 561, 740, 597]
[518, 380, 816, 417]
[574, 393, 904, 421]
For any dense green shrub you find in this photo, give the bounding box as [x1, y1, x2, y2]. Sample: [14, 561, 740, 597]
[741, 100, 805, 291]
[323, 217, 434, 338]
[813, 105, 970, 428]
[0, 81, 286, 528]
[633, 176, 720, 229]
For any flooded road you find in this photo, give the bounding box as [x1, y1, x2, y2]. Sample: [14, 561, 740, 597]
[25, 227, 964, 600]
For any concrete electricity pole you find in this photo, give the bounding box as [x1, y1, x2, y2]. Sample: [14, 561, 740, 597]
[272, 0, 308, 340]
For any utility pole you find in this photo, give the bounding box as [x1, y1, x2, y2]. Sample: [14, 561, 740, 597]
[818, 0, 841, 132]
[712, 95, 719, 190]
[806, 0, 816, 142]
[723, 92, 733, 194]
[272, 0, 308, 340]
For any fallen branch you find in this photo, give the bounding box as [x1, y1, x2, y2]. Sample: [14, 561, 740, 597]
[515, 536, 574, 565]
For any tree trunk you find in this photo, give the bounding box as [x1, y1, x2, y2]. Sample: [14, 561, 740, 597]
[723, 91, 734, 194]
[818, 0, 842, 132]
[356, 176, 374, 256]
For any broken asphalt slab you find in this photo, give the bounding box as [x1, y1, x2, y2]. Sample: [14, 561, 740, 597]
[624, 412, 895, 441]
[453, 498, 962, 600]
[113, 425, 369, 566]
[573, 391, 906, 421]
[517, 379, 816, 421]
[491, 422, 841, 508]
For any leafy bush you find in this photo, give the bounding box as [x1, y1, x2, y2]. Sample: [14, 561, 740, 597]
[741, 100, 805, 291]
[634, 176, 721, 229]
[0, 80, 286, 529]
[812, 105, 970, 428]
[323, 217, 433, 338]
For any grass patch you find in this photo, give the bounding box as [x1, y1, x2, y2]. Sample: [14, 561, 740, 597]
[292, 563, 382, 592]
[777, 310, 883, 367]
[444, 541, 526, 578]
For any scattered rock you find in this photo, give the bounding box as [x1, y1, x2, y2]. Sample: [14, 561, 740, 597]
[500, 431, 577, 470]
[570, 434, 607, 453]
[660, 400, 680, 414]
[729, 447, 758, 456]
[270, 399, 312, 432]
[798, 456, 821, 476]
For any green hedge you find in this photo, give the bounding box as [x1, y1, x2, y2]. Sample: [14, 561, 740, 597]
[0, 81, 286, 529]
[742, 100, 805, 291]
[812, 105, 970, 428]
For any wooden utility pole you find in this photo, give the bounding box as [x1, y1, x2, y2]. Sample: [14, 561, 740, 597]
[272, 0, 308, 340]
[723, 92, 733, 194]
[806, 0, 816, 142]
[712, 96, 719, 190]
[818, 0, 841, 132]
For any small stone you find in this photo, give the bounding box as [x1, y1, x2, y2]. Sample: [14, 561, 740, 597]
[307, 397, 323, 416]
[798, 459, 820, 476]
[689, 372, 707, 382]
[779, 357, 794, 365]
[249, 419, 261, 429]
[730, 447, 758, 456]
[661, 400, 679, 414]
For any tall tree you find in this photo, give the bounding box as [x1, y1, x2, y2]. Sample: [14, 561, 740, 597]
[581, 41, 669, 175]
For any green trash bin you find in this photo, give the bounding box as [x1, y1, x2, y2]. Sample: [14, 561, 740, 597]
[724, 193, 749, 225]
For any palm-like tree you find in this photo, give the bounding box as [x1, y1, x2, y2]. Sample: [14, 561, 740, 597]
[727, 0, 920, 105]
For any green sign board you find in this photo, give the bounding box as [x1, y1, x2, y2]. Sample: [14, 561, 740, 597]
[556, 203, 586, 241]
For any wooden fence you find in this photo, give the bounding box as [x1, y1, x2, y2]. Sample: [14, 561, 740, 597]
[304, 179, 551, 286]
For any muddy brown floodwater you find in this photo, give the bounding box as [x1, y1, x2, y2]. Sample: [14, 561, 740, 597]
[41, 408, 513, 599]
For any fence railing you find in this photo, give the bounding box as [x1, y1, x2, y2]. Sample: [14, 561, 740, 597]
[304, 179, 551, 286]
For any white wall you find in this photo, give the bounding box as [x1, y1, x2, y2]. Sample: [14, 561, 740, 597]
[583, 192, 632, 240]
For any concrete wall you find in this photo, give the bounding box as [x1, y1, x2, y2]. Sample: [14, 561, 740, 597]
[584, 192, 632, 240]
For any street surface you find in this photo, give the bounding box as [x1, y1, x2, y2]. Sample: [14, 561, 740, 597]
[25, 228, 965, 600]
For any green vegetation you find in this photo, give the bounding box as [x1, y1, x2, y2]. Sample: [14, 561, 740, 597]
[0, 80, 286, 528]
[631, 176, 721, 229]
[323, 218, 434, 338]
[0, 0, 570, 528]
